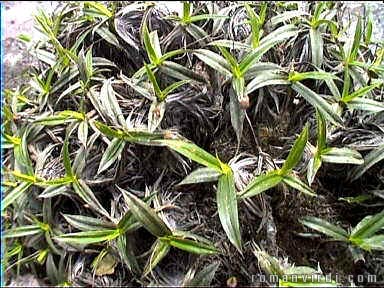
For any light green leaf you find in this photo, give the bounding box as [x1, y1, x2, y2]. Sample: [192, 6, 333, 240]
[229, 87, 246, 144]
[300, 216, 349, 241]
[310, 27, 323, 67]
[121, 190, 172, 238]
[289, 71, 339, 82]
[63, 214, 115, 231]
[54, 229, 119, 245]
[4, 225, 42, 238]
[291, 82, 343, 126]
[98, 138, 126, 174]
[342, 83, 381, 103]
[156, 139, 223, 172]
[307, 155, 322, 186]
[347, 98, 384, 113]
[143, 24, 159, 64]
[282, 175, 316, 197]
[321, 147, 363, 164]
[240, 24, 297, 73]
[178, 167, 221, 186]
[348, 17, 362, 62]
[208, 40, 251, 51]
[246, 71, 289, 94]
[350, 210, 384, 239]
[100, 79, 126, 127]
[116, 234, 140, 273]
[349, 144, 384, 181]
[72, 179, 110, 218]
[193, 49, 232, 77]
[239, 171, 283, 199]
[77, 121, 88, 147]
[143, 239, 171, 276]
[95, 26, 120, 48]
[280, 124, 309, 175]
[161, 61, 207, 82]
[268, 10, 308, 27]
[358, 235, 384, 251]
[2, 182, 33, 210]
[217, 169, 242, 252]
[160, 235, 219, 255]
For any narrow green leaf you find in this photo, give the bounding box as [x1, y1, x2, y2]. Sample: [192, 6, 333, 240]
[300, 216, 349, 241]
[232, 76, 247, 106]
[2, 182, 33, 210]
[246, 71, 289, 94]
[63, 214, 115, 231]
[289, 71, 339, 82]
[77, 121, 88, 147]
[98, 138, 126, 174]
[350, 210, 384, 239]
[95, 26, 120, 48]
[316, 110, 327, 151]
[358, 235, 384, 251]
[54, 230, 119, 245]
[116, 234, 140, 273]
[4, 225, 42, 238]
[143, 24, 159, 64]
[321, 147, 363, 164]
[178, 167, 221, 186]
[185, 23, 209, 42]
[348, 17, 362, 62]
[156, 139, 223, 172]
[193, 49, 232, 77]
[268, 10, 308, 27]
[229, 87, 245, 144]
[160, 235, 219, 255]
[208, 40, 251, 51]
[145, 63, 162, 100]
[280, 124, 309, 175]
[310, 27, 323, 67]
[143, 239, 171, 276]
[343, 83, 381, 103]
[239, 171, 283, 199]
[282, 175, 316, 197]
[161, 61, 207, 83]
[62, 136, 73, 178]
[218, 46, 239, 73]
[291, 82, 343, 126]
[307, 155, 322, 186]
[38, 176, 74, 186]
[189, 14, 229, 23]
[100, 79, 126, 127]
[149, 30, 162, 60]
[120, 189, 172, 237]
[349, 144, 384, 181]
[347, 98, 384, 113]
[162, 80, 190, 98]
[72, 179, 110, 218]
[240, 25, 297, 73]
[217, 170, 242, 252]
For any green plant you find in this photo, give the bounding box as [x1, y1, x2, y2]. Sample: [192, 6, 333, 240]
[300, 209, 384, 258]
[2, 1, 384, 286]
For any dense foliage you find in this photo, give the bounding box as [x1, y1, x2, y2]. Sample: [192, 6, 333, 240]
[2, 1, 384, 286]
